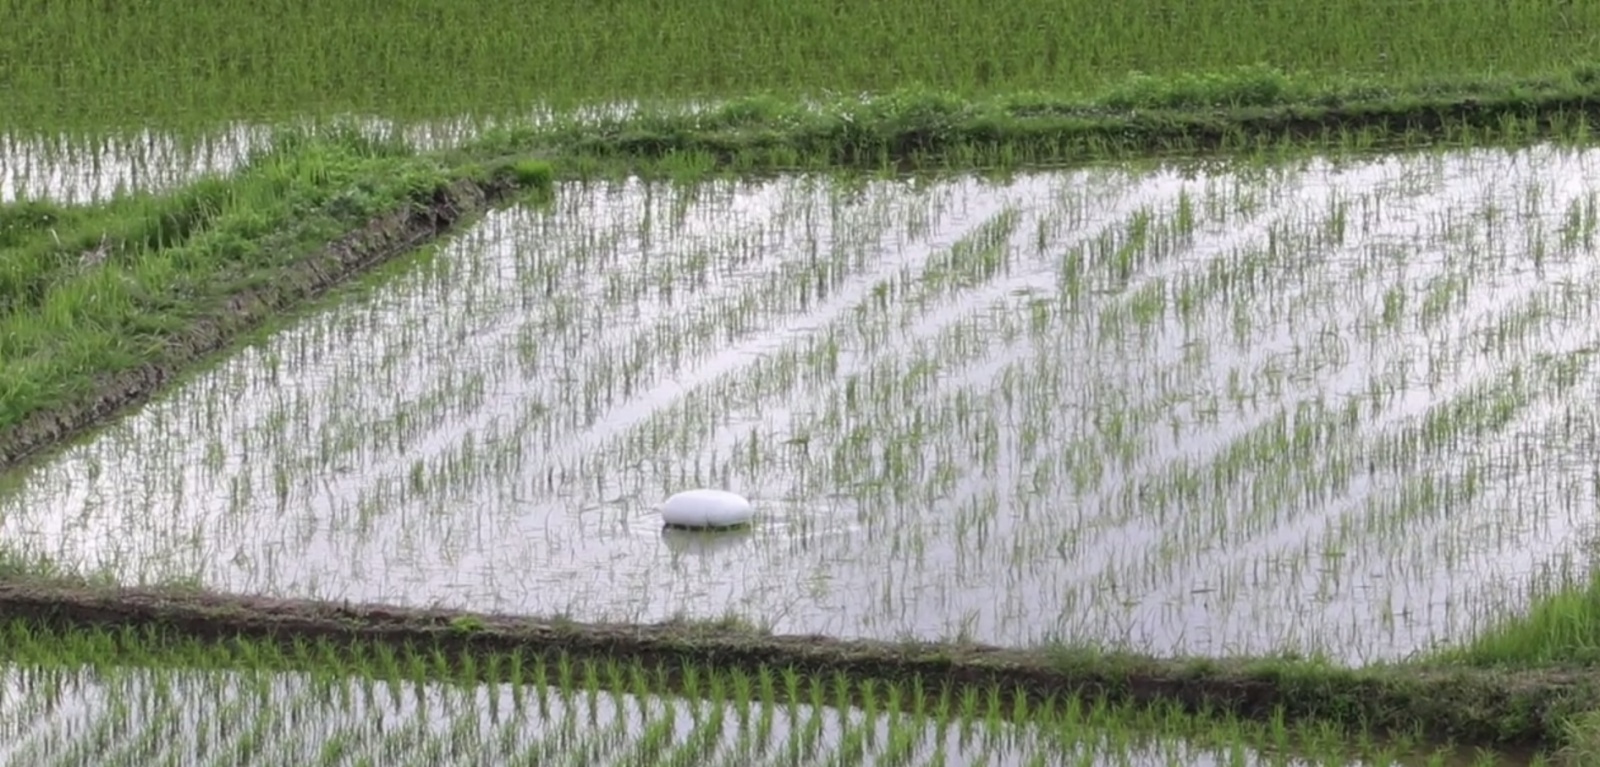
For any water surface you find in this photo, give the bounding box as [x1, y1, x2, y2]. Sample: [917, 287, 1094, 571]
[3, 146, 1599, 662]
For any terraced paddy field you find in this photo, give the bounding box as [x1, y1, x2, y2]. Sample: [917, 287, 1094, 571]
[0, 662, 1469, 767]
[10, 3, 1600, 764]
[4, 142, 1600, 670]
[0, 620, 1542, 767]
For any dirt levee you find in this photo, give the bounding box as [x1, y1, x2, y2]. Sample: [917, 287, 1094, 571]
[0, 179, 510, 472]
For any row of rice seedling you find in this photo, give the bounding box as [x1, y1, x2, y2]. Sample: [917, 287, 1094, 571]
[5, 0, 1600, 130]
[4, 143, 1597, 666]
[0, 622, 1517, 766]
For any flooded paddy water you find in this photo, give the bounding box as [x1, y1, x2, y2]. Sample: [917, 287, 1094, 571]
[0, 660, 1513, 767]
[4, 142, 1599, 666]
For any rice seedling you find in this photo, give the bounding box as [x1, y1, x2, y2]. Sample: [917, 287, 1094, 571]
[5, 0, 1600, 132]
[0, 622, 1536, 766]
[4, 141, 1598, 673]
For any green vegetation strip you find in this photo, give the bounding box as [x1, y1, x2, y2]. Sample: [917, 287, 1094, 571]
[477, 65, 1600, 175]
[1434, 570, 1600, 669]
[0, 131, 554, 470]
[7, 0, 1600, 128]
[0, 579, 1595, 754]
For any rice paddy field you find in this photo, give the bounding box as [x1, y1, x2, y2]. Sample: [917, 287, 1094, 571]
[8, 1, 1600, 765]
[0, 624, 1514, 767]
[5, 0, 1600, 130]
[8, 143, 1600, 661]
[3, 137, 1600, 762]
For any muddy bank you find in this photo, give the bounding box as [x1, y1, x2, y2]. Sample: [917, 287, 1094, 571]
[0, 177, 513, 472]
[0, 579, 1590, 752]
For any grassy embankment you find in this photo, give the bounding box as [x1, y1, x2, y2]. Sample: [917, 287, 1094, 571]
[484, 64, 1600, 177]
[0, 130, 554, 466]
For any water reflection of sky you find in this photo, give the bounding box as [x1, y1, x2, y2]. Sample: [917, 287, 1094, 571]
[1, 143, 1598, 665]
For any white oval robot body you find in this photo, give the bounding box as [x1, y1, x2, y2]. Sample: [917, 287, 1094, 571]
[657, 489, 754, 529]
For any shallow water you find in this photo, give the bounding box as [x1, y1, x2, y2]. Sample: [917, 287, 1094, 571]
[0, 663, 1514, 767]
[0, 106, 692, 204]
[3, 145, 1600, 663]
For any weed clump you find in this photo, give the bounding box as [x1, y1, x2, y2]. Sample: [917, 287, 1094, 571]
[489, 158, 555, 195]
[506, 159, 554, 189]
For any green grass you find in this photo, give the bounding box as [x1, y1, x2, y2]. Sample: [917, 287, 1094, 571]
[4, 0, 1600, 130]
[1433, 569, 1600, 668]
[467, 66, 1600, 176]
[0, 129, 552, 452]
